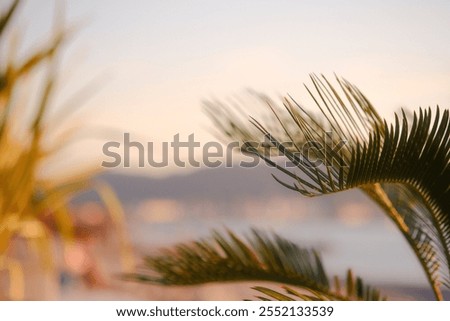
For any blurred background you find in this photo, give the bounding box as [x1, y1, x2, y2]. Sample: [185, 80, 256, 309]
[1, 0, 449, 300]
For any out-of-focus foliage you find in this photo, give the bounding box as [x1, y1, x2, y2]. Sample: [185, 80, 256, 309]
[0, 0, 133, 299]
[0, 0, 82, 299]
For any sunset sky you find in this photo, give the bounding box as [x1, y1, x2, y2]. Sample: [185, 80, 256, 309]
[12, 0, 450, 176]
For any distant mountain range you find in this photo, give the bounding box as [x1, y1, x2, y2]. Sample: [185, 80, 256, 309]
[74, 165, 373, 216]
[96, 165, 289, 202]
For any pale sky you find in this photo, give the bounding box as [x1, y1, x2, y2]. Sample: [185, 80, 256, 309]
[9, 0, 450, 176]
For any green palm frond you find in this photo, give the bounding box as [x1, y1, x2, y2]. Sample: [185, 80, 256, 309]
[252, 269, 383, 301]
[251, 107, 449, 297]
[130, 229, 385, 301]
[203, 74, 449, 300]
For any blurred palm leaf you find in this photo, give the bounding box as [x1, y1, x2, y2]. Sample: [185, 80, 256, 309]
[0, 1, 18, 39]
[0, 0, 76, 298]
[0, 0, 126, 299]
[130, 230, 384, 301]
[204, 74, 449, 300]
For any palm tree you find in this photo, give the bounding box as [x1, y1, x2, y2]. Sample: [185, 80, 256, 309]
[0, 0, 80, 299]
[131, 74, 449, 301]
[0, 0, 133, 299]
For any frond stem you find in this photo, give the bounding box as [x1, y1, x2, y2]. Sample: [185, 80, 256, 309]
[362, 183, 443, 301]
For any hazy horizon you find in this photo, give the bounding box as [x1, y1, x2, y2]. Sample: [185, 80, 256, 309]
[8, 0, 450, 177]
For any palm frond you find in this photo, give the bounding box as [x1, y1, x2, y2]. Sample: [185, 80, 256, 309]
[0, 0, 19, 39]
[0, 0, 128, 298]
[252, 269, 384, 301]
[203, 74, 450, 300]
[129, 229, 385, 301]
